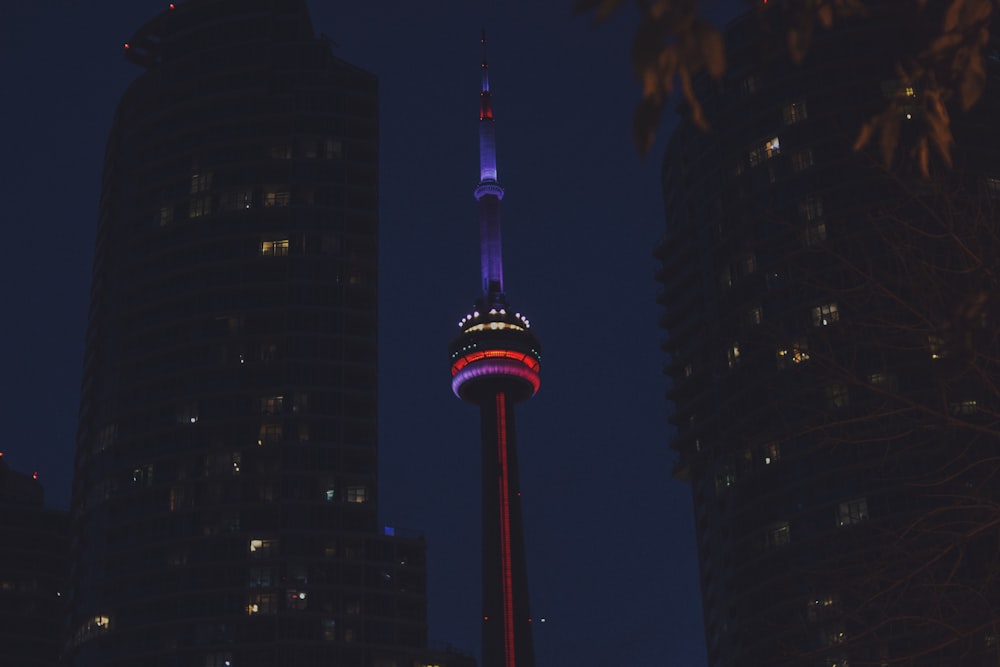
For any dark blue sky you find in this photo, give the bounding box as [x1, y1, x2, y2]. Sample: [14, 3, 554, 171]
[1, 1, 740, 664]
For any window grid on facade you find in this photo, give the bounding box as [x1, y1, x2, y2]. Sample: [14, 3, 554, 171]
[749, 136, 781, 166]
[189, 195, 211, 218]
[812, 303, 840, 326]
[346, 486, 368, 504]
[776, 338, 810, 368]
[766, 522, 790, 547]
[782, 100, 808, 124]
[837, 498, 869, 526]
[727, 342, 741, 368]
[791, 148, 814, 172]
[264, 190, 290, 207]
[799, 195, 824, 221]
[190, 172, 213, 194]
[950, 399, 978, 416]
[803, 222, 827, 247]
[260, 239, 289, 257]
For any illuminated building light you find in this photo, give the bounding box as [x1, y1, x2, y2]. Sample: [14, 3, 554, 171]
[451, 349, 540, 375]
[452, 360, 540, 397]
[123, 43, 131, 50]
[169, 3, 176, 8]
[33, 471, 38, 480]
[463, 322, 525, 333]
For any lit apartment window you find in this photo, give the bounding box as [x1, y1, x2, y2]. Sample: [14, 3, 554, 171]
[260, 239, 289, 257]
[950, 399, 978, 416]
[249, 538, 276, 556]
[766, 522, 790, 547]
[821, 624, 847, 647]
[727, 342, 741, 369]
[246, 593, 277, 615]
[719, 267, 732, 289]
[826, 383, 850, 409]
[807, 594, 839, 621]
[683, 363, 694, 378]
[202, 652, 233, 667]
[782, 100, 808, 124]
[764, 442, 781, 464]
[868, 372, 898, 390]
[190, 172, 213, 194]
[776, 338, 810, 368]
[791, 148, 814, 172]
[838, 498, 869, 526]
[257, 423, 282, 446]
[346, 486, 368, 504]
[740, 253, 756, 275]
[985, 176, 1000, 199]
[928, 334, 946, 359]
[264, 190, 290, 207]
[322, 619, 337, 641]
[189, 195, 211, 218]
[747, 305, 763, 325]
[812, 303, 839, 326]
[259, 342, 278, 362]
[159, 205, 174, 226]
[799, 195, 823, 221]
[287, 590, 308, 610]
[803, 222, 827, 247]
[259, 395, 284, 415]
[220, 189, 253, 210]
[749, 136, 781, 166]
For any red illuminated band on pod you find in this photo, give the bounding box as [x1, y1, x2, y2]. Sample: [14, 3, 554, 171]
[496, 392, 516, 667]
[452, 349, 539, 375]
[451, 359, 541, 397]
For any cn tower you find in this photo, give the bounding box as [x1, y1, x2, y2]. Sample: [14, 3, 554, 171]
[449, 32, 541, 667]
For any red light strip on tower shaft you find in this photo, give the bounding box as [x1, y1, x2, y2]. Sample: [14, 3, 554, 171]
[496, 392, 516, 667]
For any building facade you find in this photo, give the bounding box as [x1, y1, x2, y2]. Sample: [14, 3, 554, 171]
[0, 455, 68, 667]
[659, 8, 1000, 667]
[67, 2, 473, 666]
[448, 34, 540, 667]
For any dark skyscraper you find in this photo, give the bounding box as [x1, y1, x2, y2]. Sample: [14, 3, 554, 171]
[0, 455, 68, 667]
[658, 8, 1000, 667]
[449, 34, 541, 667]
[67, 2, 472, 666]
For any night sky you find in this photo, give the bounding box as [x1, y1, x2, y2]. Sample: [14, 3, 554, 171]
[1, 1, 742, 664]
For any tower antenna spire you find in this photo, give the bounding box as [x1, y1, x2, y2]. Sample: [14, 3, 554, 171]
[476, 28, 505, 304]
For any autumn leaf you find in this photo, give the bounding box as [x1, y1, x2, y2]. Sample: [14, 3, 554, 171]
[633, 96, 664, 155]
[573, 0, 627, 24]
[879, 111, 900, 169]
[853, 121, 875, 153]
[695, 20, 726, 78]
[959, 51, 985, 110]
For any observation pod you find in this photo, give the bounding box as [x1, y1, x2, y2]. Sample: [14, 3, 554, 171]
[450, 309, 541, 404]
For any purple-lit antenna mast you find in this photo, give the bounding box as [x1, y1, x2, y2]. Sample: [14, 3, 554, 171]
[476, 29, 506, 307]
